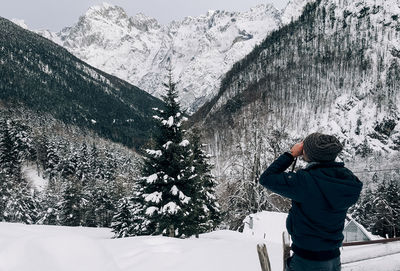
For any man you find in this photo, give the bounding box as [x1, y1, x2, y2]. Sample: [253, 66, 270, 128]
[259, 133, 362, 271]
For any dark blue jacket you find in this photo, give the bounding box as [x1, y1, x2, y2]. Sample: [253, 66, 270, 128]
[259, 153, 362, 253]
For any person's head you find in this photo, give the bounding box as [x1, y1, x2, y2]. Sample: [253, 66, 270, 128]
[302, 133, 343, 162]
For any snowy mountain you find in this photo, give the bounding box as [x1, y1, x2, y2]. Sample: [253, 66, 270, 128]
[36, 2, 281, 113]
[191, 0, 400, 182]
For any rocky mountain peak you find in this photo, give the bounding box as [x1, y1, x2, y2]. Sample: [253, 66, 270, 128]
[78, 2, 131, 31]
[36, 3, 281, 113]
[130, 13, 161, 31]
[85, 2, 128, 20]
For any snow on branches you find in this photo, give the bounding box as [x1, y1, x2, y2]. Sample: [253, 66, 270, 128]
[162, 202, 181, 215]
[144, 192, 162, 204]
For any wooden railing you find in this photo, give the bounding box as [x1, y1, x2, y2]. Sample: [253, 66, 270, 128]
[342, 237, 400, 247]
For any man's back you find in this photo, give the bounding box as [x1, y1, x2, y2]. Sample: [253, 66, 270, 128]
[286, 162, 362, 251]
[259, 133, 363, 271]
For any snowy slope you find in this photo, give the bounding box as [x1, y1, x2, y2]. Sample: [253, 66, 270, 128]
[34, 3, 281, 113]
[1, 222, 399, 271]
[281, 0, 316, 24]
[191, 0, 400, 186]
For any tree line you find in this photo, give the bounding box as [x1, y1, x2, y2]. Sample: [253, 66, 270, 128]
[0, 78, 221, 238]
[351, 173, 400, 238]
[0, 115, 139, 227]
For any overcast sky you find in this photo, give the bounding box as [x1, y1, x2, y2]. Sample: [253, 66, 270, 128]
[1, 0, 289, 31]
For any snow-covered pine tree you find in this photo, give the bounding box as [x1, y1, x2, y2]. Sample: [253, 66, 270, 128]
[93, 179, 115, 227]
[59, 151, 84, 226]
[131, 72, 197, 238]
[0, 119, 21, 180]
[60, 175, 83, 226]
[45, 139, 60, 181]
[0, 119, 38, 223]
[76, 142, 89, 183]
[34, 133, 49, 175]
[0, 120, 15, 221]
[37, 178, 61, 225]
[350, 187, 376, 231]
[88, 143, 101, 180]
[186, 128, 221, 236]
[111, 197, 135, 238]
[371, 179, 400, 238]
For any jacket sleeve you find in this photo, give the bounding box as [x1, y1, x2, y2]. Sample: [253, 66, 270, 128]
[259, 152, 305, 202]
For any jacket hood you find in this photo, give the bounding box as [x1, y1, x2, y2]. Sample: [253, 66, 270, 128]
[305, 162, 363, 210]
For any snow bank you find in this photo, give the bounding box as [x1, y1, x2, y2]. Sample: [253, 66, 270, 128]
[0, 222, 399, 271]
[0, 223, 118, 271]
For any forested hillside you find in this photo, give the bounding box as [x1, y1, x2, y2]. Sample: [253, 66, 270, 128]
[0, 106, 141, 227]
[191, 0, 400, 231]
[0, 17, 164, 150]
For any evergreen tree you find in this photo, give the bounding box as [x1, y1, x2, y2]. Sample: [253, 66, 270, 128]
[111, 197, 135, 238]
[0, 120, 21, 178]
[60, 176, 83, 226]
[186, 128, 221, 235]
[93, 180, 115, 227]
[131, 73, 197, 238]
[45, 139, 60, 181]
[59, 151, 84, 226]
[37, 178, 61, 225]
[76, 142, 89, 182]
[371, 180, 400, 238]
[351, 187, 375, 231]
[0, 119, 37, 223]
[88, 143, 101, 181]
[0, 120, 15, 221]
[34, 133, 49, 173]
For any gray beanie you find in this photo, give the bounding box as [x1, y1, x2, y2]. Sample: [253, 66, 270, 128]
[303, 133, 343, 162]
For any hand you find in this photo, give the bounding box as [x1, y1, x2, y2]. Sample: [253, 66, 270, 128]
[290, 142, 304, 157]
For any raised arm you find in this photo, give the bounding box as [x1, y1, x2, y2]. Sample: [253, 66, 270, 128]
[259, 142, 305, 202]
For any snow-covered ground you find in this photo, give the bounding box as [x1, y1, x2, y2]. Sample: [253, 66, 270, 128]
[0, 220, 399, 271]
[22, 165, 47, 192]
[0, 223, 271, 271]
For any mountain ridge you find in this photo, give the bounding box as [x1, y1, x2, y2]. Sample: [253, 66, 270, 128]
[191, 0, 400, 181]
[0, 16, 164, 150]
[31, 2, 284, 114]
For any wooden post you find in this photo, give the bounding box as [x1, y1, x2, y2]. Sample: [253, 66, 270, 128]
[257, 243, 271, 271]
[282, 231, 291, 271]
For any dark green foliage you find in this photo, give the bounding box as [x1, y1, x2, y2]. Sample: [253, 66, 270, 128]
[91, 181, 116, 227]
[111, 197, 135, 238]
[187, 128, 221, 234]
[0, 110, 140, 227]
[0, 118, 38, 223]
[352, 179, 400, 238]
[371, 180, 400, 238]
[38, 179, 61, 225]
[60, 177, 83, 226]
[0, 17, 164, 150]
